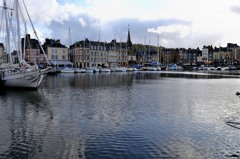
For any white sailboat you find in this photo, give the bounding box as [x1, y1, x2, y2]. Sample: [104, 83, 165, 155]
[60, 67, 75, 73]
[0, 0, 51, 89]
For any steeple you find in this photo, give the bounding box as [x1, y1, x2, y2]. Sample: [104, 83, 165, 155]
[127, 25, 132, 49]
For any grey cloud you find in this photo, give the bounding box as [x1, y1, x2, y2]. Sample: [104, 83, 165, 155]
[102, 18, 193, 47]
[231, 6, 240, 14]
[47, 15, 217, 48]
[49, 14, 101, 45]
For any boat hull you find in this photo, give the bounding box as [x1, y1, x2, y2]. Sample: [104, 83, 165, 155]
[61, 68, 75, 73]
[3, 70, 44, 89]
[100, 68, 111, 72]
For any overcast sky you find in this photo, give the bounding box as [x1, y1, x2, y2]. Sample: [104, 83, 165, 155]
[3, 0, 240, 48]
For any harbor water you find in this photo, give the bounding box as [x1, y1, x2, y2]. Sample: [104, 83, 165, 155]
[1, 71, 240, 158]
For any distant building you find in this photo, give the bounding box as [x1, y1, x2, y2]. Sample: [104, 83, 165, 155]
[233, 47, 240, 62]
[45, 39, 68, 60]
[107, 40, 118, 66]
[108, 39, 128, 67]
[212, 43, 239, 66]
[201, 45, 213, 65]
[69, 38, 129, 68]
[70, 39, 108, 68]
[22, 34, 46, 65]
[43, 38, 71, 68]
[126, 26, 136, 65]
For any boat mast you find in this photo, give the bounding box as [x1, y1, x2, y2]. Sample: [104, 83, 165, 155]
[148, 39, 150, 63]
[157, 34, 159, 64]
[15, 0, 22, 63]
[120, 38, 122, 65]
[22, 0, 50, 66]
[23, 21, 27, 62]
[68, 28, 72, 47]
[68, 28, 73, 66]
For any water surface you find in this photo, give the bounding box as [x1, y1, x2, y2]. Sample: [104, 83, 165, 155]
[1, 71, 240, 158]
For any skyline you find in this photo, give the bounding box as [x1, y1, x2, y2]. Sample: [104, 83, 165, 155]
[2, 0, 240, 48]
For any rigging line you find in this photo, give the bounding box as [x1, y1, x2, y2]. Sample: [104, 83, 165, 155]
[0, 6, 4, 35]
[18, 1, 28, 61]
[8, 8, 21, 63]
[4, 0, 13, 66]
[21, 0, 50, 66]
[10, 0, 22, 62]
[15, 0, 22, 62]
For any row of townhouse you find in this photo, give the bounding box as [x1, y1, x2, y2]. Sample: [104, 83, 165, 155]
[69, 27, 133, 68]
[21, 35, 70, 68]
[17, 28, 133, 69]
[69, 39, 130, 68]
[1, 33, 240, 68]
[20, 34, 133, 68]
[156, 43, 240, 66]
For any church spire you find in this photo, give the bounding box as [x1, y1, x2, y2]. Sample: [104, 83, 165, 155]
[127, 25, 132, 48]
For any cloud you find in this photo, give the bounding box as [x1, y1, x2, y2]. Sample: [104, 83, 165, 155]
[45, 16, 222, 49]
[24, 0, 86, 25]
[78, 18, 87, 27]
[48, 13, 101, 45]
[148, 24, 191, 39]
[24, 0, 59, 25]
[231, 6, 240, 14]
[3, 0, 240, 49]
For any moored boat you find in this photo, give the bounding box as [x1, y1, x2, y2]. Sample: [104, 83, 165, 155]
[0, 0, 51, 89]
[100, 68, 111, 72]
[61, 67, 75, 73]
[115, 67, 127, 72]
[126, 68, 133, 72]
[143, 67, 157, 71]
[85, 67, 94, 73]
[74, 68, 86, 73]
[3, 67, 45, 88]
[93, 67, 100, 73]
[132, 67, 137, 71]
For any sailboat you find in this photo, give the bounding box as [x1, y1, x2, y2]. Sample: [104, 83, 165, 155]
[0, 0, 51, 89]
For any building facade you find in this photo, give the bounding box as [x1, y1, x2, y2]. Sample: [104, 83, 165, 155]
[69, 38, 129, 68]
[22, 34, 47, 67]
[70, 39, 108, 68]
[43, 38, 71, 68]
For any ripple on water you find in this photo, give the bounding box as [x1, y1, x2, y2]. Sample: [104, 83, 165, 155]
[1, 74, 240, 158]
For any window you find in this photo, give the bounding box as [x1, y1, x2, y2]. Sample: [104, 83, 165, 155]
[51, 55, 58, 60]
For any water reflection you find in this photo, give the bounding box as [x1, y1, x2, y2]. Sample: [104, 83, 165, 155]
[0, 90, 53, 159]
[1, 71, 240, 158]
[44, 71, 240, 90]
